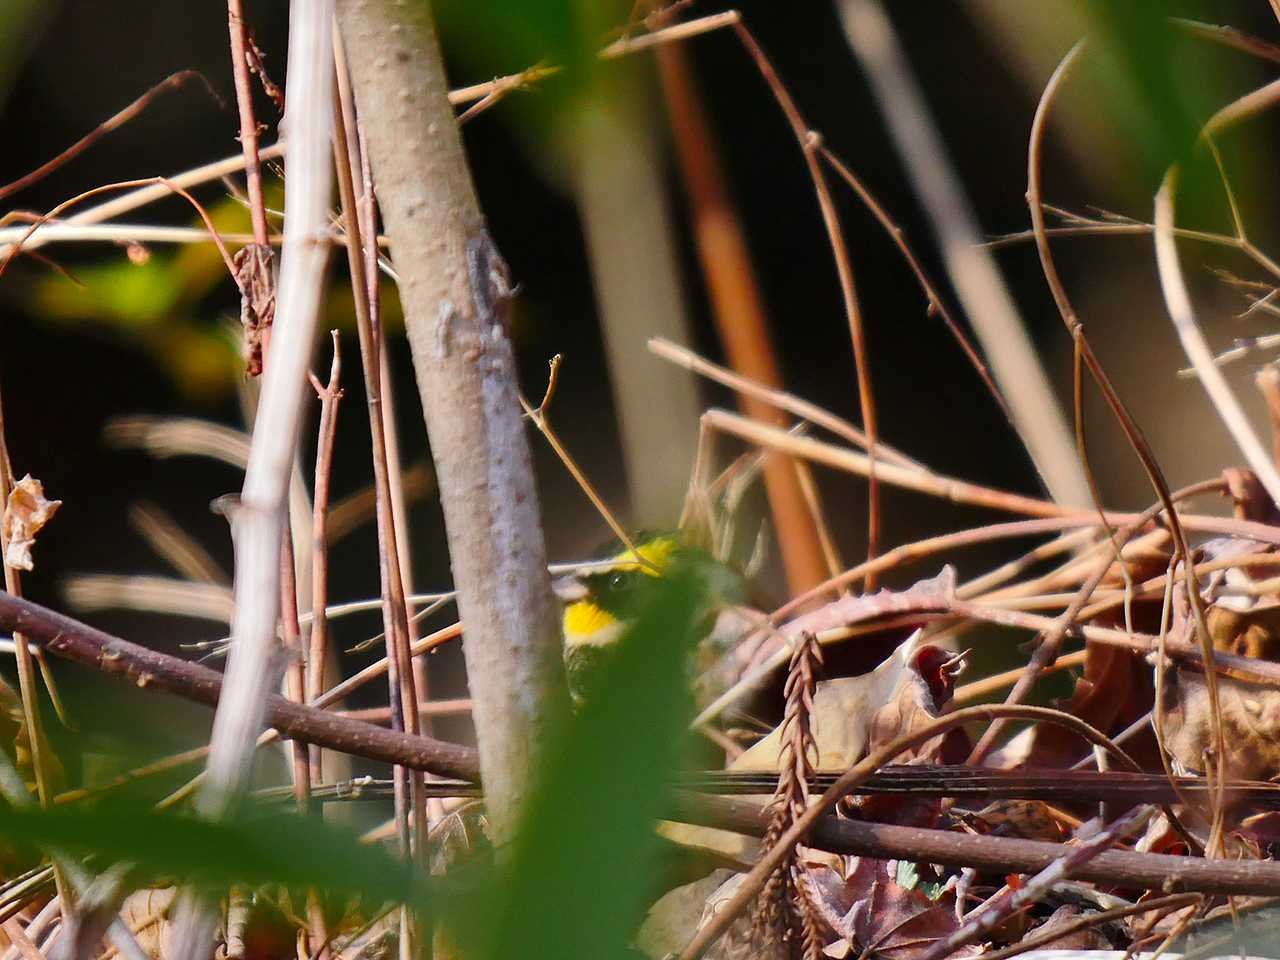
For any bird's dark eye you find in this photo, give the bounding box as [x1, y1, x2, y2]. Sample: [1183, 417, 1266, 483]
[609, 572, 626, 591]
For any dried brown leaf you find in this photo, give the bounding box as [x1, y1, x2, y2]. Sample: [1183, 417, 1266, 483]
[2, 474, 61, 571]
[734, 631, 945, 773]
[805, 858, 976, 960]
[953, 800, 1067, 843]
[991, 643, 1141, 770]
[233, 243, 275, 377]
[1157, 658, 1280, 780]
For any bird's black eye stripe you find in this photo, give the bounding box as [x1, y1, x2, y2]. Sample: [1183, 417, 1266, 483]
[582, 568, 650, 616]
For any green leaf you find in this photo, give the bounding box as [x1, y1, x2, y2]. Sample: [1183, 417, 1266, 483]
[0, 802, 422, 906]
[452, 565, 708, 960]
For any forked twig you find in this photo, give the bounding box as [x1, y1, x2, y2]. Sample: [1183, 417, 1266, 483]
[730, 21, 882, 588]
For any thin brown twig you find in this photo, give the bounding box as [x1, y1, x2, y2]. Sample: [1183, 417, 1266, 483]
[226, 1, 270, 246]
[0, 71, 219, 202]
[520, 360, 646, 568]
[730, 21, 882, 589]
[656, 30, 830, 596]
[331, 30, 427, 870]
[0, 12, 736, 260]
[699, 408, 1278, 542]
[307, 333, 343, 779]
[0, 588, 479, 778]
[1025, 37, 1229, 852]
[680, 792, 1280, 898]
[920, 805, 1156, 960]
[837, 0, 1088, 507]
[649, 337, 922, 470]
[0, 177, 239, 281]
[817, 146, 1013, 427]
[1172, 16, 1280, 63]
[967, 477, 1223, 763]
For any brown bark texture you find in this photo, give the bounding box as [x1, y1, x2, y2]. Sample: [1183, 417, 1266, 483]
[334, 0, 569, 840]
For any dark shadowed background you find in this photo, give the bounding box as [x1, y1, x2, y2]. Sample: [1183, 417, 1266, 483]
[2, 0, 1280, 782]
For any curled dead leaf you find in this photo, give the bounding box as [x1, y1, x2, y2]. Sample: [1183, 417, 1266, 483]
[1156, 533, 1280, 782]
[733, 631, 960, 774]
[233, 243, 276, 377]
[1156, 657, 1280, 781]
[2, 474, 61, 571]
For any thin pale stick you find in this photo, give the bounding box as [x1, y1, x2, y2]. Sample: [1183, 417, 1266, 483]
[649, 337, 922, 469]
[1155, 170, 1280, 507]
[837, 0, 1087, 506]
[169, 6, 335, 955]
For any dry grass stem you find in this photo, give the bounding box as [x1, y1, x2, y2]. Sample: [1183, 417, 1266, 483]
[170, 4, 335, 955]
[836, 0, 1089, 507]
[331, 27, 427, 866]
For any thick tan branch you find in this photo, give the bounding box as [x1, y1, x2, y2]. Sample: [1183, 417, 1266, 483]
[334, 0, 567, 840]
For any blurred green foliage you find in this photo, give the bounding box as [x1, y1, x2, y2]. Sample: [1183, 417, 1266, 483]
[448, 563, 707, 959]
[20, 183, 405, 403]
[436, 0, 637, 187]
[2, 562, 713, 953]
[0, 801, 420, 906]
[1080, 0, 1264, 222]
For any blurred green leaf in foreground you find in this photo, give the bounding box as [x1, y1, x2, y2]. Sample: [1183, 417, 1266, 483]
[448, 562, 708, 960]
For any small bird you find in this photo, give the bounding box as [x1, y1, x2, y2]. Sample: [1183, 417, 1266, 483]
[554, 531, 749, 702]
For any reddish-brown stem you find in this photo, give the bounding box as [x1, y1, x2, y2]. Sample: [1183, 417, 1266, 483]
[278, 529, 313, 809]
[332, 31, 427, 863]
[656, 35, 829, 596]
[227, 0, 270, 245]
[307, 334, 343, 780]
[0, 72, 217, 202]
[732, 22, 881, 588]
